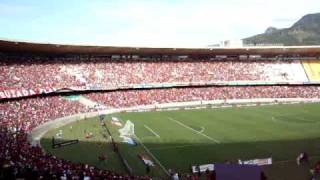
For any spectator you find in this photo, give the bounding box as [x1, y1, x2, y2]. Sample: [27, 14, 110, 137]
[0, 56, 309, 94]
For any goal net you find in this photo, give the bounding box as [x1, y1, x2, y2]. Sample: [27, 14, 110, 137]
[119, 120, 135, 137]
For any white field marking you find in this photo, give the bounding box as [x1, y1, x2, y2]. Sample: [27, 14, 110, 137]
[144, 125, 160, 138]
[168, 117, 220, 144]
[199, 127, 205, 133]
[134, 135, 169, 176]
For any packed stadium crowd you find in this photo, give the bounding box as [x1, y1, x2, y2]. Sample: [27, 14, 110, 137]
[0, 96, 93, 132]
[0, 86, 320, 179]
[1, 85, 320, 179]
[87, 86, 320, 108]
[1, 53, 320, 179]
[0, 126, 151, 180]
[0, 57, 309, 91]
[0, 96, 149, 179]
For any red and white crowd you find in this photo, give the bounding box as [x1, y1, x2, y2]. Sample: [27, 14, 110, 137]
[1, 85, 320, 179]
[0, 57, 309, 91]
[0, 97, 91, 132]
[86, 86, 320, 108]
[0, 96, 150, 179]
[0, 55, 319, 179]
[0, 127, 152, 179]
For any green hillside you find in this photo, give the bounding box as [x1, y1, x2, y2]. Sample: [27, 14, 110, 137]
[244, 13, 320, 46]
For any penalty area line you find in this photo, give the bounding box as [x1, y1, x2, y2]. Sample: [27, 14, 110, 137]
[134, 135, 169, 176]
[168, 117, 220, 144]
[144, 125, 160, 138]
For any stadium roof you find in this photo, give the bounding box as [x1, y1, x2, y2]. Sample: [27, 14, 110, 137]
[1, 39, 320, 56]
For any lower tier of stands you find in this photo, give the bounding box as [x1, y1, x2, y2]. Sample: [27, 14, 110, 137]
[1, 85, 320, 179]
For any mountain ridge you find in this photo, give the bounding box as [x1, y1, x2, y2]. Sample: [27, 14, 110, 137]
[243, 13, 320, 46]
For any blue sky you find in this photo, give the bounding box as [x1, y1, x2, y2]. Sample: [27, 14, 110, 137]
[0, 0, 319, 47]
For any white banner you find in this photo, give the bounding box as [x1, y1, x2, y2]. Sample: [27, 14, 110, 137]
[192, 164, 214, 173]
[0, 87, 57, 99]
[238, 157, 272, 166]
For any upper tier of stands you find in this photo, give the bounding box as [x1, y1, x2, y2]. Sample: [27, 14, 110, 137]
[0, 58, 309, 90]
[2, 56, 320, 99]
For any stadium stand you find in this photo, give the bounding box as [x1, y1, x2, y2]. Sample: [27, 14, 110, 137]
[0, 57, 313, 95]
[1, 86, 320, 179]
[86, 86, 320, 108]
[1, 40, 320, 179]
[302, 60, 320, 81]
[0, 96, 149, 179]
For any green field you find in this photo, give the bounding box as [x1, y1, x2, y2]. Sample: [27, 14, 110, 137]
[41, 103, 320, 179]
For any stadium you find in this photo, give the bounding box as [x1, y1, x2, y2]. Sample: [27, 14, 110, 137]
[1, 38, 320, 180]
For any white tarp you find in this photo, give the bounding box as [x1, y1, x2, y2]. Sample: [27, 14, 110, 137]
[119, 120, 134, 137]
[111, 117, 122, 126]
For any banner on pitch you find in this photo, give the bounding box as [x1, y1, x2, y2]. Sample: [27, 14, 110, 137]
[192, 164, 214, 173]
[238, 157, 272, 166]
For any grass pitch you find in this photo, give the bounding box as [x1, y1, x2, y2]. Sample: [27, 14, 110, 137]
[41, 103, 320, 179]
